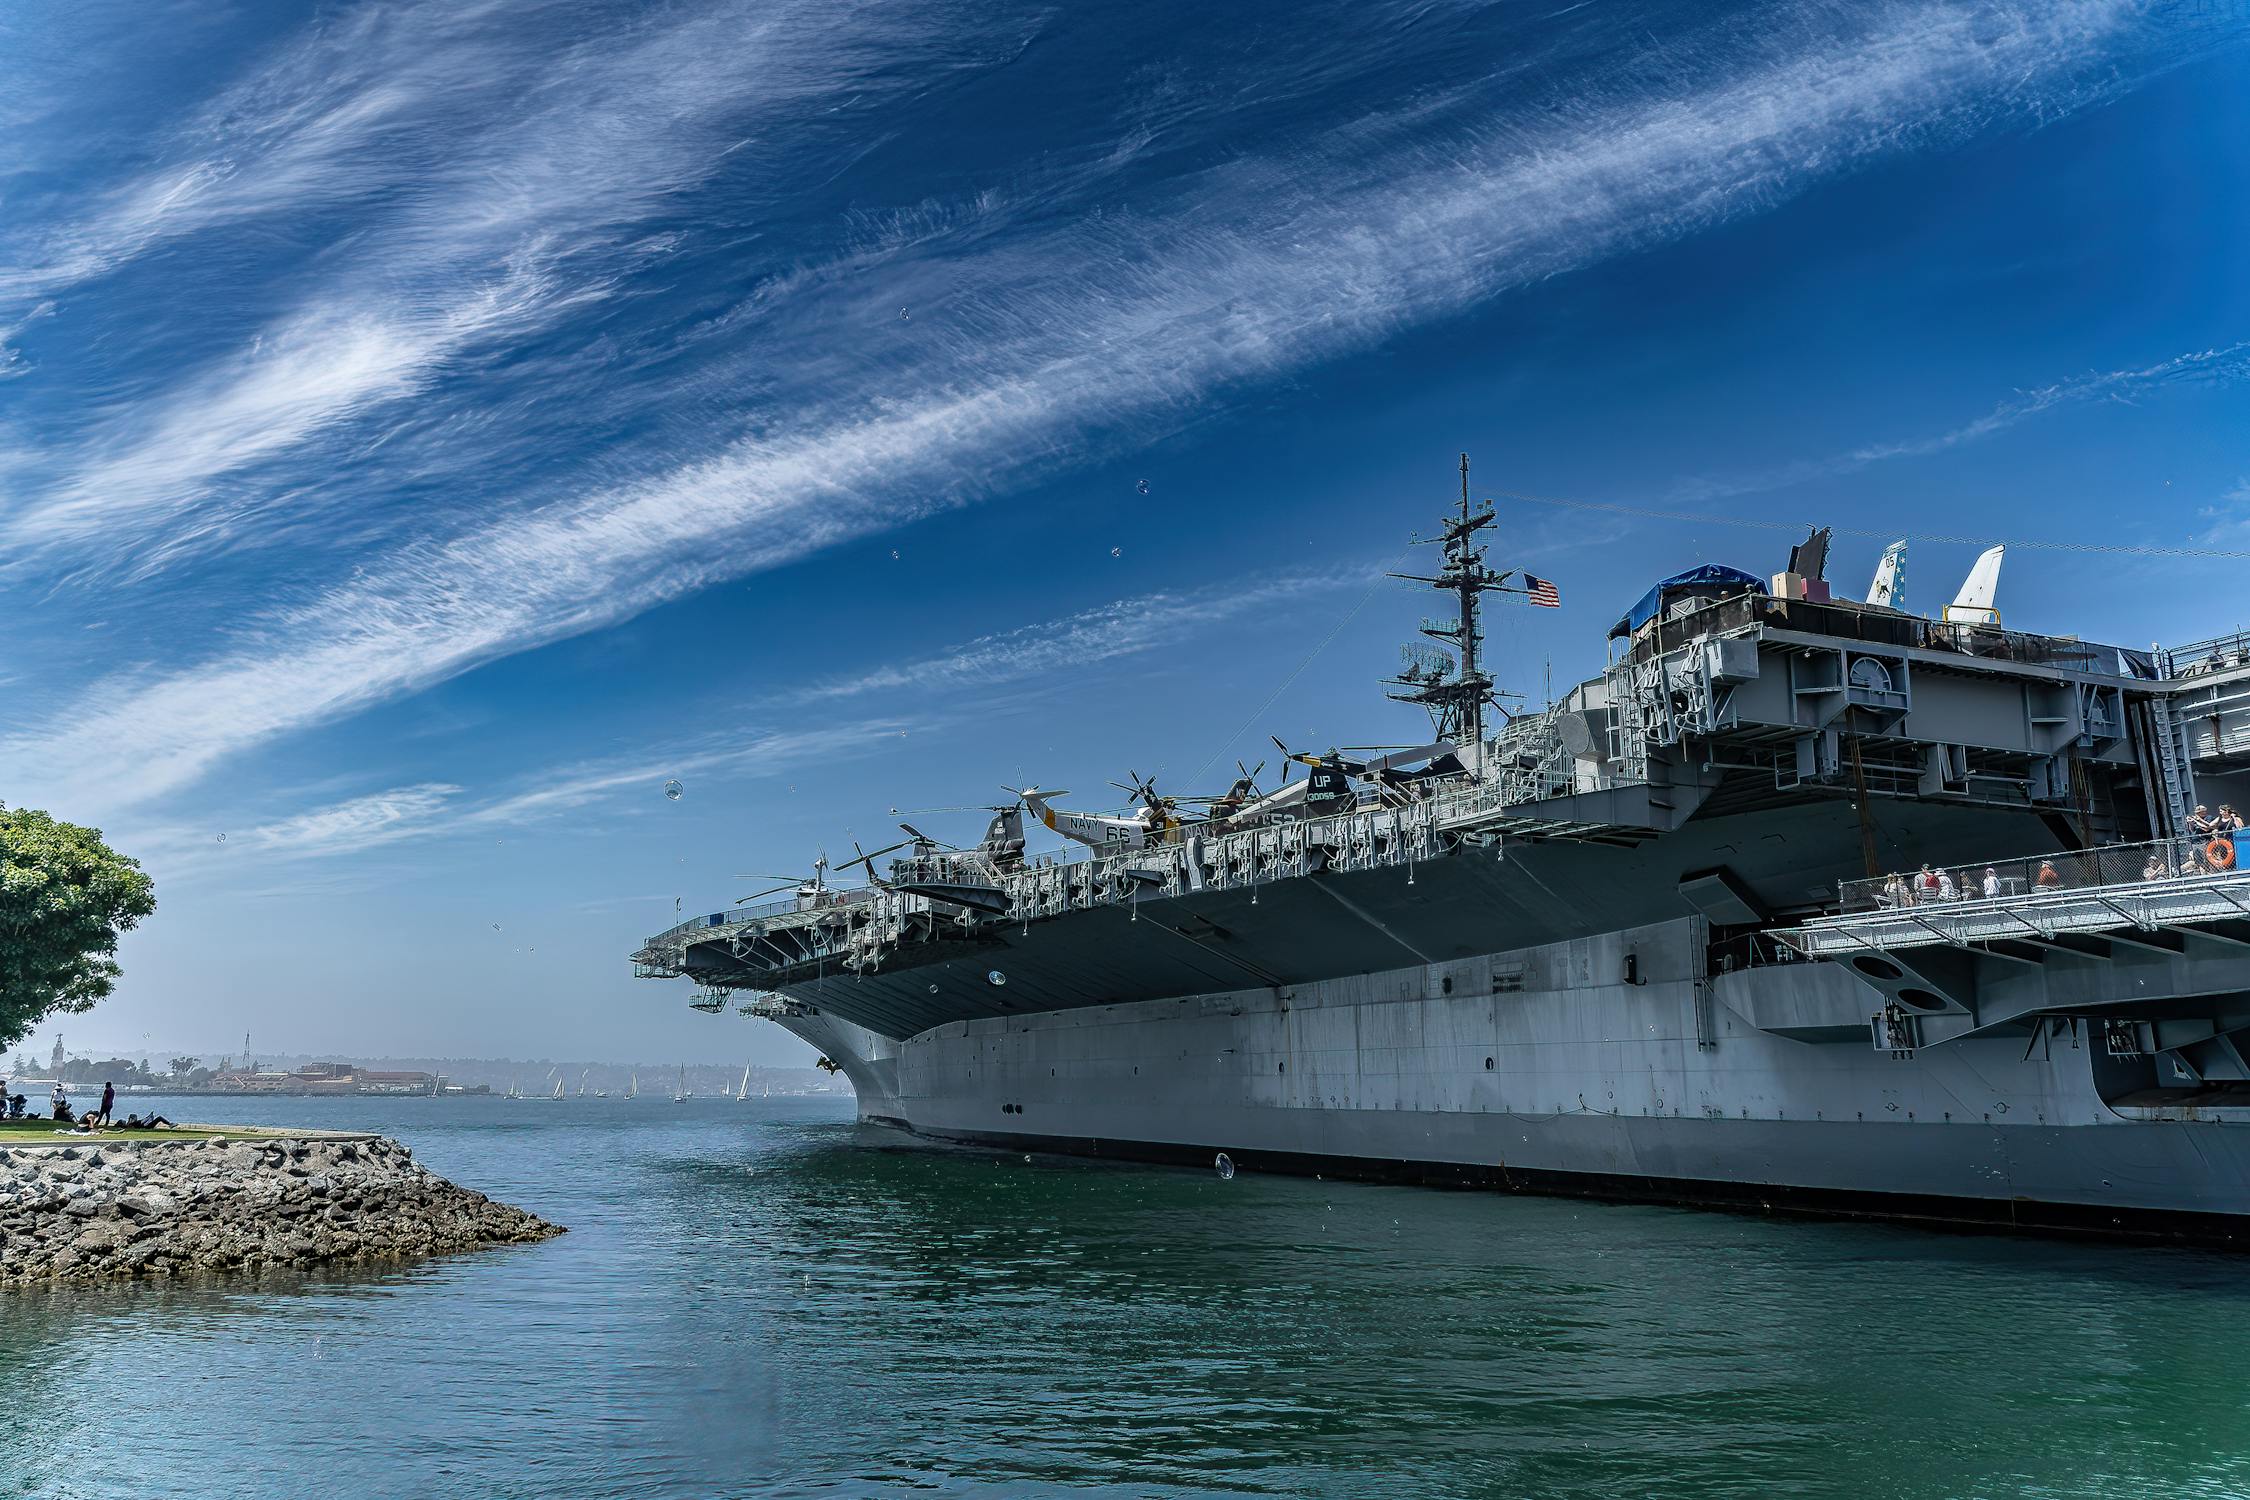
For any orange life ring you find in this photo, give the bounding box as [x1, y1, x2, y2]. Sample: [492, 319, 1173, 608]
[2208, 838, 2236, 870]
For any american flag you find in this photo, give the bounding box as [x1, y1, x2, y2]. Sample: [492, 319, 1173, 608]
[1524, 574, 1561, 609]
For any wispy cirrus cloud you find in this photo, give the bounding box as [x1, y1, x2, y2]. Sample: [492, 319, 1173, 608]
[128, 719, 915, 882]
[0, 1, 521, 312]
[3, 0, 2220, 819]
[8, 268, 573, 570]
[230, 781, 462, 861]
[1668, 340, 2250, 503]
[1, 0, 1012, 576]
[804, 569, 1368, 702]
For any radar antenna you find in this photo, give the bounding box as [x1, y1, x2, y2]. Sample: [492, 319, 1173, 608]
[1384, 453, 1522, 765]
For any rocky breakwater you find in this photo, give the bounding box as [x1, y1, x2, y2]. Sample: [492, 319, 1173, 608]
[0, 1135, 561, 1286]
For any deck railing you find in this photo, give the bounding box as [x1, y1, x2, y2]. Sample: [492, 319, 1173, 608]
[1837, 833, 2248, 913]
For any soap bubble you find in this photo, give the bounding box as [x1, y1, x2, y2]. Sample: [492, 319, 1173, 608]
[987, 970, 1007, 986]
[215, 833, 226, 843]
[1136, 479, 1150, 494]
[928, 983, 940, 993]
[890, 549, 900, 560]
[899, 307, 910, 321]
[493, 923, 502, 931]
[1214, 1152, 1235, 1180]
[1110, 547, 1121, 558]
[664, 779, 684, 801]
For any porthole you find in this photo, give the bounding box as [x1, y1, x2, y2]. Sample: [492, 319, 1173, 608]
[1852, 955, 1903, 982]
[1485, 1057, 1495, 1071]
[1895, 987, 1945, 1012]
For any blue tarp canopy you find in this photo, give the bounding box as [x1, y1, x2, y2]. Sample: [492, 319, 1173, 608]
[1609, 565, 1767, 639]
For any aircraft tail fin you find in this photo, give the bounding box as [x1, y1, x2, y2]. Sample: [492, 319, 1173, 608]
[1867, 540, 1906, 608]
[1942, 545, 2003, 625]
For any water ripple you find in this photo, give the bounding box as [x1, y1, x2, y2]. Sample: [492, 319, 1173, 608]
[5, 1095, 2250, 1498]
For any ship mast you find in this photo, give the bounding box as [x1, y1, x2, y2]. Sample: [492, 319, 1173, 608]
[1386, 453, 1514, 773]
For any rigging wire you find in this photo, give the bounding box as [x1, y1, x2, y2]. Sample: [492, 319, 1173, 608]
[1185, 546, 1415, 789]
[1490, 488, 2250, 560]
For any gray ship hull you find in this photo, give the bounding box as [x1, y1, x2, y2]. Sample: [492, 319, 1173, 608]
[646, 572, 2250, 1243]
[778, 910, 2250, 1243]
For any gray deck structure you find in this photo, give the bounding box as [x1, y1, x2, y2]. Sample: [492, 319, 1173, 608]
[634, 533, 2250, 1240]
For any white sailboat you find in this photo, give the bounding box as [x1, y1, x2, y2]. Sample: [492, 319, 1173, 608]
[672, 1065, 688, 1103]
[627, 1073, 638, 1100]
[736, 1064, 751, 1101]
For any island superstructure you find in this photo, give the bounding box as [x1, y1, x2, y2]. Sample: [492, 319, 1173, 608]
[634, 459, 2250, 1240]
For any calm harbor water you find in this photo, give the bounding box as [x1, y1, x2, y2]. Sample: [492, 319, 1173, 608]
[5, 1094, 2249, 1499]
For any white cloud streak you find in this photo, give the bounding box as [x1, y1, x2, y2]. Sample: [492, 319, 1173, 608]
[804, 571, 1366, 701]
[1664, 339, 2250, 504]
[123, 720, 910, 883]
[236, 782, 462, 860]
[1, 0, 995, 574]
[1, 0, 2189, 818]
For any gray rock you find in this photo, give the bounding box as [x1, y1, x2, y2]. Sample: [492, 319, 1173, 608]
[1, 1131, 562, 1288]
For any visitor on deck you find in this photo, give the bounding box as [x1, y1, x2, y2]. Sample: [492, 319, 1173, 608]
[2220, 806, 2244, 834]
[2189, 805, 2216, 837]
[2144, 856, 2168, 881]
[1916, 864, 1940, 899]
[1982, 866, 2002, 899]
[1881, 873, 1911, 908]
[2036, 859, 2064, 889]
[1937, 869, 1959, 900]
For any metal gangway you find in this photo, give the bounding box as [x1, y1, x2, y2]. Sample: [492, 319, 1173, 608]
[1784, 836, 2250, 959]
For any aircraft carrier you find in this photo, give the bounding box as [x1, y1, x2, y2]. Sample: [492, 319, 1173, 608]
[634, 459, 2250, 1241]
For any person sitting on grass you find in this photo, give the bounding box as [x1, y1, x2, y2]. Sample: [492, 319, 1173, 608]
[50, 1083, 72, 1122]
[118, 1113, 174, 1130]
[5, 1093, 24, 1120]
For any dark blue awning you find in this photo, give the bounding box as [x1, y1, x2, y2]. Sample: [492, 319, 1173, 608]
[1609, 565, 1767, 639]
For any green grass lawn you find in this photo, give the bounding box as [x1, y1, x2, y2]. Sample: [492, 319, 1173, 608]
[0, 1116, 239, 1143]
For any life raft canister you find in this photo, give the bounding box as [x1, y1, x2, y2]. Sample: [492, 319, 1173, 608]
[2208, 838, 2237, 871]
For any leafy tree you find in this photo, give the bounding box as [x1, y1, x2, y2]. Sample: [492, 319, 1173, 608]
[0, 804, 156, 1053]
[169, 1056, 200, 1078]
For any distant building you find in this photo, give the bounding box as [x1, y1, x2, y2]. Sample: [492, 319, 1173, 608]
[201, 1062, 438, 1096]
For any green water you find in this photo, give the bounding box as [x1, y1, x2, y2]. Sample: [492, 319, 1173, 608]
[3, 1094, 2247, 1498]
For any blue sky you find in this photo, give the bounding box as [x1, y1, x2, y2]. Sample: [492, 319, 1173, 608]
[2, 0, 2246, 1065]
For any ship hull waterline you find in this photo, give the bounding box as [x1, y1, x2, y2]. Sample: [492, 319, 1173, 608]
[767, 894, 2250, 1248]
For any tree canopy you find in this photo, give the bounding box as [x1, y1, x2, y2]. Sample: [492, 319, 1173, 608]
[0, 804, 156, 1052]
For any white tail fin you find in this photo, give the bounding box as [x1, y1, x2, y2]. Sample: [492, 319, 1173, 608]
[1867, 540, 1906, 609]
[1943, 545, 2004, 625]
